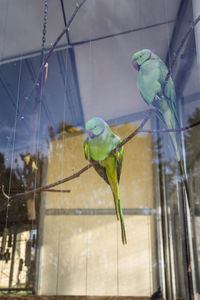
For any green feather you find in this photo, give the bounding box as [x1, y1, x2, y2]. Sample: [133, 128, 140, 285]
[84, 117, 127, 245]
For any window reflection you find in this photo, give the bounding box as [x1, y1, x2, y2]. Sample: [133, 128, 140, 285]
[0, 0, 200, 298]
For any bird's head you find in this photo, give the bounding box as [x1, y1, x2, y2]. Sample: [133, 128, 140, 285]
[131, 49, 152, 71]
[85, 117, 105, 138]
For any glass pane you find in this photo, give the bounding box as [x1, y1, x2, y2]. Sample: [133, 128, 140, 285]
[0, 0, 200, 299]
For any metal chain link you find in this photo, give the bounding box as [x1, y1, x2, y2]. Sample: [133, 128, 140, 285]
[41, 0, 48, 63]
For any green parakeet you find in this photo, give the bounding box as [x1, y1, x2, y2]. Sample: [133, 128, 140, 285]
[131, 49, 191, 208]
[84, 117, 127, 245]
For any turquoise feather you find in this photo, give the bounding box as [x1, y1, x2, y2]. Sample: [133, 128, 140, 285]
[132, 49, 191, 208]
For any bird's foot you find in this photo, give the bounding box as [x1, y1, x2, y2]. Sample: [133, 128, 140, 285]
[152, 93, 164, 106]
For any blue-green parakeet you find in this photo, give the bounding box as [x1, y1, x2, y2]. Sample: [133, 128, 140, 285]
[84, 117, 127, 245]
[131, 49, 191, 208]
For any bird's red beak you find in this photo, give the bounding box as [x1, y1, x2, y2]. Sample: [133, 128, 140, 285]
[88, 130, 93, 137]
[132, 60, 138, 70]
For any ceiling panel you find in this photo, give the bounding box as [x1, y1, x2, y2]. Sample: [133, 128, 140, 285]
[0, 0, 65, 60]
[0, 0, 181, 61]
[67, 0, 181, 44]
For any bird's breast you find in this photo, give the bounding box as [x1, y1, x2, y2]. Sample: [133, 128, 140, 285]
[89, 136, 112, 161]
[138, 64, 161, 104]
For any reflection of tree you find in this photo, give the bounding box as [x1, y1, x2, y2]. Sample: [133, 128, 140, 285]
[47, 120, 83, 144]
[0, 153, 25, 231]
[0, 150, 46, 290]
[185, 108, 200, 205]
[153, 107, 200, 205]
[152, 134, 179, 200]
[185, 108, 200, 170]
[0, 151, 44, 232]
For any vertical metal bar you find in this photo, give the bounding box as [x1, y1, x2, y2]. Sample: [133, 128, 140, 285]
[192, 0, 200, 79]
[9, 233, 17, 288]
[34, 157, 48, 294]
[156, 120, 173, 299]
[151, 116, 165, 294]
[161, 167, 173, 300]
[177, 181, 191, 299]
[170, 203, 180, 298]
[179, 108, 200, 298]
[165, 174, 179, 300]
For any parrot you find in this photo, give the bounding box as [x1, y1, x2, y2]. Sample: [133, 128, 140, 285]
[131, 49, 191, 209]
[84, 117, 127, 245]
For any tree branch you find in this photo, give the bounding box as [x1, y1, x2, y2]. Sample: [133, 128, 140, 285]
[140, 118, 200, 133]
[1, 108, 200, 211]
[0, 111, 152, 210]
[162, 15, 200, 91]
[1, 13, 200, 212]
[26, 0, 88, 103]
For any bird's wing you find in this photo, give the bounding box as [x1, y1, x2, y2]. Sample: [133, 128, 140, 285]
[115, 143, 124, 182]
[110, 135, 124, 182]
[84, 139, 91, 160]
[84, 138, 109, 184]
[91, 145, 123, 185]
[84, 134, 123, 184]
[158, 59, 179, 124]
[93, 143, 123, 185]
[93, 163, 109, 185]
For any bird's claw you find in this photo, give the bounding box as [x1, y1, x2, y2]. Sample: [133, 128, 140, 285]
[154, 94, 162, 102]
[152, 93, 164, 106]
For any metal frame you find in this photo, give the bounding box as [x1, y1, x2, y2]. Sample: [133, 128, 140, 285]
[45, 208, 157, 216]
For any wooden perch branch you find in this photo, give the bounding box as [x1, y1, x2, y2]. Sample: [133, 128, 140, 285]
[0, 111, 152, 211]
[140, 118, 200, 133]
[1, 107, 200, 211]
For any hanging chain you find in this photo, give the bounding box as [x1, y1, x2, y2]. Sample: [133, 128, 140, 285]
[37, 0, 48, 96]
[41, 0, 48, 64]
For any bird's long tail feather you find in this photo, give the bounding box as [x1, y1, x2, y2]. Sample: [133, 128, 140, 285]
[157, 103, 192, 210]
[111, 185, 127, 244]
[169, 131, 191, 210]
[119, 209, 127, 245]
[107, 162, 127, 245]
[115, 187, 127, 245]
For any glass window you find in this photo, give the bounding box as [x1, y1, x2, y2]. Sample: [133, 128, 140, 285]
[0, 0, 200, 299]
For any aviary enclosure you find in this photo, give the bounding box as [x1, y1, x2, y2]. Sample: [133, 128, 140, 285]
[0, 0, 200, 299]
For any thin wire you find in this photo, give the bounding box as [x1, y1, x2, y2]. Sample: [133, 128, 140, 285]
[56, 48, 68, 296]
[85, 15, 94, 295]
[2, 56, 23, 292]
[5, 59, 23, 228]
[31, 0, 48, 244]
[144, 128, 152, 294]
[111, 1, 120, 294]
[115, 148, 119, 296]
[85, 136, 91, 295]
[162, 0, 172, 68]
[116, 214, 119, 296]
